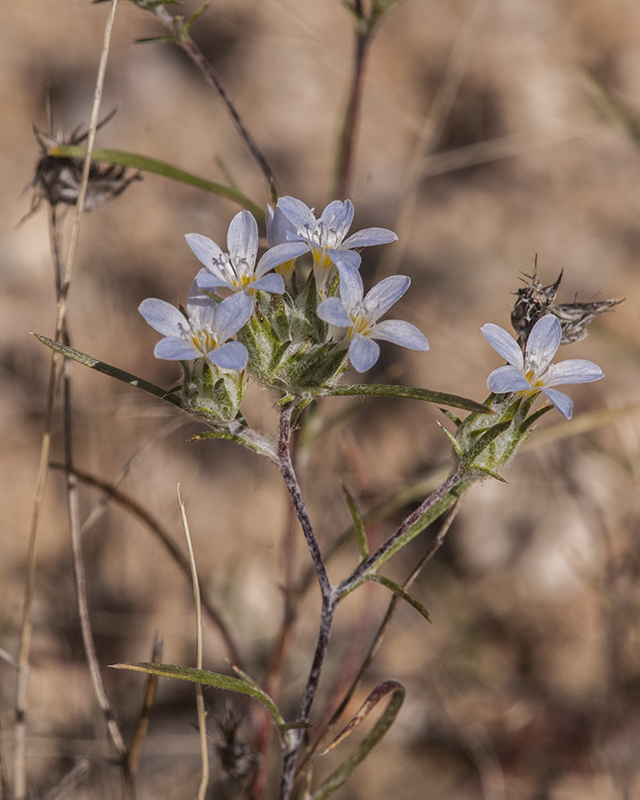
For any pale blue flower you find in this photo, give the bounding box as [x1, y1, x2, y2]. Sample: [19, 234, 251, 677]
[266, 203, 299, 282]
[139, 281, 253, 370]
[317, 259, 429, 373]
[481, 314, 604, 419]
[276, 196, 397, 281]
[186, 209, 307, 296]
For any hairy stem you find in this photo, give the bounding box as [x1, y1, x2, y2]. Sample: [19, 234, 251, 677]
[338, 470, 467, 596]
[277, 406, 332, 598]
[276, 405, 339, 799]
[153, 5, 278, 201]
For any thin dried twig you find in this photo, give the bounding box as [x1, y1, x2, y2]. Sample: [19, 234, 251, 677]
[48, 462, 244, 668]
[334, 4, 371, 200]
[128, 636, 163, 776]
[151, 5, 278, 201]
[178, 488, 209, 800]
[39, 760, 91, 800]
[14, 4, 126, 799]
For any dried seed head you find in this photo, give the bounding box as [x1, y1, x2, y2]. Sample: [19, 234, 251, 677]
[24, 114, 140, 220]
[511, 269, 622, 347]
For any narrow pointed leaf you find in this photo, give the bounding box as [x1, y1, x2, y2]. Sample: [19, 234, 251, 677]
[111, 662, 289, 736]
[363, 574, 431, 622]
[47, 145, 264, 220]
[341, 485, 368, 561]
[308, 682, 405, 800]
[440, 408, 462, 427]
[34, 334, 181, 407]
[324, 384, 489, 414]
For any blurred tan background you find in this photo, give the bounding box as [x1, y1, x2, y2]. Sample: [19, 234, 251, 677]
[2, 0, 640, 798]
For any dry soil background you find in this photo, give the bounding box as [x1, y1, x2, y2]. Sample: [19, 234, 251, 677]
[2, 1, 640, 798]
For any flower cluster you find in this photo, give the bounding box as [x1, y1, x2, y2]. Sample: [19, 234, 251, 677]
[139, 197, 428, 411]
[139, 196, 606, 429]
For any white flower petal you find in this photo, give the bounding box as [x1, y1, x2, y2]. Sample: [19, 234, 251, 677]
[349, 334, 380, 373]
[154, 337, 198, 361]
[543, 359, 604, 387]
[486, 364, 531, 393]
[372, 319, 429, 351]
[525, 314, 561, 376]
[185, 233, 224, 269]
[481, 324, 524, 369]
[542, 387, 574, 419]
[196, 268, 235, 292]
[139, 298, 189, 338]
[364, 275, 410, 320]
[186, 279, 217, 327]
[267, 204, 298, 248]
[326, 248, 361, 270]
[342, 227, 398, 249]
[277, 196, 316, 232]
[335, 262, 364, 312]
[320, 200, 354, 240]
[317, 297, 352, 327]
[227, 210, 258, 266]
[214, 291, 253, 340]
[208, 341, 248, 371]
[252, 273, 285, 294]
[256, 241, 308, 277]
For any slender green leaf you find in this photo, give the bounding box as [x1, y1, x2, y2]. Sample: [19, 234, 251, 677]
[363, 574, 430, 622]
[34, 334, 182, 407]
[308, 681, 405, 800]
[324, 384, 488, 414]
[185, 3, 209, 32]
[111, 662, 290, 739]
[341, 485, 368, 561]
[47, 145, 264, 220]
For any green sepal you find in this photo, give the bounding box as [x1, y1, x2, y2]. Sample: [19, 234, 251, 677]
[302, 272, 325, 343]
[440, 424, 463, 457]
[519, 403, 553, 434]
[466, 419, 513, 462]
[181, 360, 246, 423]
[441, 408, 462, 427]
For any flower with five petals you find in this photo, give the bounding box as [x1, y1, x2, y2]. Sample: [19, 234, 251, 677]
[481, 314, 604, 419]
[139, 281, 253, 370]
[276, 196, 397, 284]
[317, 259, 429, 373]
[186, 209, 308, 297]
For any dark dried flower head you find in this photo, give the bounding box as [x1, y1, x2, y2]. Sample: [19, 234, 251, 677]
[212, 706, 258, 797]
[24, 117, 140, 220]
[511, 270, 622, 346]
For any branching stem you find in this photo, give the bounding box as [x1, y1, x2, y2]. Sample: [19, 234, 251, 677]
[152, 5, 278, 200]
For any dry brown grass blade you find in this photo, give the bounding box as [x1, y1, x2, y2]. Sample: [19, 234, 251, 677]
[14, 3, 123, 798]
[177, 488, 209, 800]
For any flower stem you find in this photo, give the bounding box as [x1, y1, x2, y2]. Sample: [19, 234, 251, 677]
[338, 470, 468, 596]
[276, 405, 339, 799]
